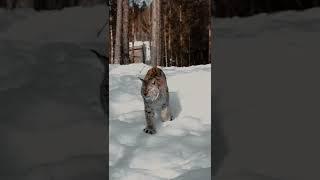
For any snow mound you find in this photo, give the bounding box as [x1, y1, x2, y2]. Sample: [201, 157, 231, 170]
[109, 63, 211, 179]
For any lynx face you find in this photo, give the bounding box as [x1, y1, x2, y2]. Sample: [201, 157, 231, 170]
[141, 78, 160, 102]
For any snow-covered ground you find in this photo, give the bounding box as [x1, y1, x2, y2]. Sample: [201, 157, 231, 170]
[109, 63, 211, 180]
[1, 2, 319, 179]
[0, 4, 211, 180]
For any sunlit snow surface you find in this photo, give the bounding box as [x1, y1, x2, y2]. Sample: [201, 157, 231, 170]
[109, 63, 211, 180]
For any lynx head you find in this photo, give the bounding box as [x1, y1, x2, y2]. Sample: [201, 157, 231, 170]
[139, 77, 160, 102]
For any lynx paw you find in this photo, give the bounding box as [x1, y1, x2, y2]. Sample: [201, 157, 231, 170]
[143, 127, 156, 134]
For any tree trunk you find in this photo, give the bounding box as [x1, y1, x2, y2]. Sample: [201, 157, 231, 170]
[179, 4, 183, 67]
[156, 0, 161, 66]
[151, 0, 157, 66]
[131, 6, 135, 63]
[208, 0, 211, 64]
[175, 52, 178, 67]
[110, 23, 114, 63]
[149, 3, 152, 65]
[188, 33, 191, 66]
[114, 0, 123, 64]
[151, 0, 161, 66]
[164, 12, 168, 67]
[122, 0, 129, 64]
[168, 4, 172, 66]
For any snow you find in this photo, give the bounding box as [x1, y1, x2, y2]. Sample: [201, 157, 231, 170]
[109, 63, 211, 179]
[1, 4, 211, 179]
[2, 1, 318, 179]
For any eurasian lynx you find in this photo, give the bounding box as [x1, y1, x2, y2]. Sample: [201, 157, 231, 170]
[139, 66, 172, 134]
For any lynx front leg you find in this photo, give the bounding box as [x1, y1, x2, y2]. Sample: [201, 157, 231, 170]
[160, 104, 173, 122]
[143, 105, 156, 134]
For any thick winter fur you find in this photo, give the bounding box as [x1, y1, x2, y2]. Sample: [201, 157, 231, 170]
[90, 49, 108, 115]
[140, 66, 172, 134]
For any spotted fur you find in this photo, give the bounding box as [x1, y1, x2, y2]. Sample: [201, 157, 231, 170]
[140, 66, 173, 134]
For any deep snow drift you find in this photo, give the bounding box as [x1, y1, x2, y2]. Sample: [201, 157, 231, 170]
[109, 63, 211, 180]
